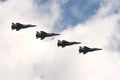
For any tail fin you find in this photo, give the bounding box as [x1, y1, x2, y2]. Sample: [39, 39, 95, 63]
[57, 40, 61, 47]
[58, 40, 61, 42]
[12, 22, 15, 25]
[11, 22, 15, 30]
[36, 31, 40, 39]
[36, 31, 39, 34]
[79, 46, 82, 53]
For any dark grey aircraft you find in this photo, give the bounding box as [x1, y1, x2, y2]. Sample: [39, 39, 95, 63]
[79, 46, 102, 54]
[57, 40, 81, 48]
[11, 22, 36, 31]
[36, 31, 60, 40]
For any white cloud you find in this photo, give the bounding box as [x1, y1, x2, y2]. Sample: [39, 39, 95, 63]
[0, 0, 62, 80]
[55, 13, 120, 80]
[0, 0, 120, 80]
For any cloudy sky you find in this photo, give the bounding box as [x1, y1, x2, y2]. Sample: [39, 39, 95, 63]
[0, 0, 120, 80]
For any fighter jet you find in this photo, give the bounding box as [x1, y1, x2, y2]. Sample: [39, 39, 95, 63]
[11, 22, 36, 31]
[79, 46, 102, 54]
[57, 40, 81, 48]
[36, 31, 60, 40]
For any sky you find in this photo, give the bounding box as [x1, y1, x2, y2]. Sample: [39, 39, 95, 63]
[0, 0, 120, 80]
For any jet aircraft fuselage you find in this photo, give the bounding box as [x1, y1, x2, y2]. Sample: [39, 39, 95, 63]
[11, 22, 36, 31]
[79, 46, 102, 54]
[57, 40, 81, 48]
[36, 31, 60, 40]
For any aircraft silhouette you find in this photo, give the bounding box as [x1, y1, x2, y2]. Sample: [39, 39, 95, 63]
[11, 22, 36, 31]
[36, 31, 60, 40]
[57, 40, 81, 48]
[79, 46, 102, 54]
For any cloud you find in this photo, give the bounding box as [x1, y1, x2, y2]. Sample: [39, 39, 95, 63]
[0, 0, 62, 80]
[0, 0, 120, 80]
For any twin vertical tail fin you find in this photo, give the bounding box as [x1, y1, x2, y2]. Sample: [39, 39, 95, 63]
[36, 31, 40, 39]
[11, 22, 16, 30]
